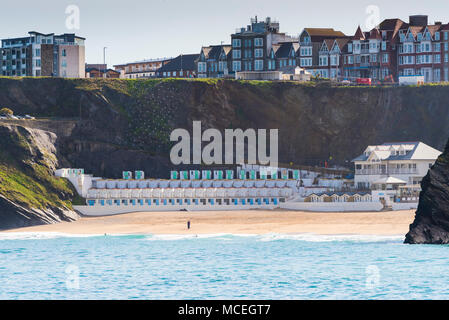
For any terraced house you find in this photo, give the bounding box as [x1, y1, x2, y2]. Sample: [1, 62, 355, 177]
[317, 38, 350, 79]
[231, 16, 297, 73]
[1, 31, 85, 78]
[397, 15, 449, 82]
[342, 15, 449, 82]
[197, 44, 232, 78]
[267, 41, 299, 70]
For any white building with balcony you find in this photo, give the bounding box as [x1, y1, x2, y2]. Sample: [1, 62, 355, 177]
[352, 142, 441, 190]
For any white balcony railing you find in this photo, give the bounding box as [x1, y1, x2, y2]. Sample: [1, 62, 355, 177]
[356, 168, 417, 175]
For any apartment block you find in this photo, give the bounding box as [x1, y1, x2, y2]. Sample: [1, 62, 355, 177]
[231, 16, 297, 74]
[1, 31, 85, 78]
[114, 58, 172, 79]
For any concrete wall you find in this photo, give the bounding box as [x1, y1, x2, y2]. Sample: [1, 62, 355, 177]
[280, 201, 383, 212]
[74, 203, 277, 216]
[392, 202, 418, 211]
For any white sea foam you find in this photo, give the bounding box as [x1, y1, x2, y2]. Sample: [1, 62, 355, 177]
[0, 232, 104, 240]
[256, 233, 405, 243]
[144, 233, 405, 243]
[0, 231, 405, 243]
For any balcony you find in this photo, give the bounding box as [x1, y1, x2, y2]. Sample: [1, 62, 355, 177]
[356, 168, 417, 175]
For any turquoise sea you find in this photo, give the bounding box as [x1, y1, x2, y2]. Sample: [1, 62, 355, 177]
[0, 232, 448, 300]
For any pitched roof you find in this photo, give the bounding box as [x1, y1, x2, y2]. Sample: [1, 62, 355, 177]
[274, 42, 298, 58]
[373, 177, 407, 184]
[353, 26, 365, 40]
[333, 38, 350, 51]
[303, 28, 346, 41]
[157, 54, 199, 72]
[378, 18, 408, 40]
[352, 142, 442, 162]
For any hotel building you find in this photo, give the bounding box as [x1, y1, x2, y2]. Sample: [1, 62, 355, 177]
[352, 142, 441, 190]
[231, 16, 297, 74]
[1, 31, 85, 78]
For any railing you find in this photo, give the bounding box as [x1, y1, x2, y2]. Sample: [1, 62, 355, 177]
[356, 168, 417, 175]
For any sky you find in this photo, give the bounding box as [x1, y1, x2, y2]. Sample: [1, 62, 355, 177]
[1, 0, 449, 67]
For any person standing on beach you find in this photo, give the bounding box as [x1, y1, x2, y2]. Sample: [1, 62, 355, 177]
[187, 220, 191, 230]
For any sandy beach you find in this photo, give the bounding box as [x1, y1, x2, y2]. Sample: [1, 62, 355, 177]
[4, 209, 415, 236]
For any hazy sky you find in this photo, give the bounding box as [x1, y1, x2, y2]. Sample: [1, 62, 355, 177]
[1, 0, 448, 67]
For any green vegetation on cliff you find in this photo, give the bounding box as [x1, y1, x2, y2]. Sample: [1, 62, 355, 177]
[0, 77, 448, 178]
[0, 124, 79, 210]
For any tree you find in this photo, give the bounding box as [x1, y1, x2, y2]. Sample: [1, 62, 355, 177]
[0, 108, 13, 116]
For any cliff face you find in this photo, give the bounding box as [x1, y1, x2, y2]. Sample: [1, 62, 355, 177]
[0, 124, 79, 230]
[405, 140, 449, 244]
[0, 78, 448, 180]
[0, 78, 448, 229]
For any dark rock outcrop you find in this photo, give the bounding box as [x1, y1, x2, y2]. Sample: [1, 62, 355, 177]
[405, 139, 449, 244]
[0, 124, 79, 230]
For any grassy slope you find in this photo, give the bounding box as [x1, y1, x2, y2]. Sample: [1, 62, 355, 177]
[0, 125, 81, 210]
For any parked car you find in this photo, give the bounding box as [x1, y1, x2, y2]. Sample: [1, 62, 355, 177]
[24, 115, 35, 120]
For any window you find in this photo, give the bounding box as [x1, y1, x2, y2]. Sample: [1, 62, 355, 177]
[35, 59, 41, 67]
[434, 54, 441, 63]
[330, 55, 338, 66]
[61, 60, 67, 67]
[445, 68, 448, 81]
[434, 43, 441, 52]
[232, 61, 241, 72]
[434, 69, 441, 82]
[347, 43, 353, 53]
[319, 56, 328, 66]
[232, 39, 241, 48]
[347, 55, 353, 64]
[254, 48, 263, 58]
[198, 62, 207, 72]
[62, 49, 67, 57]
[35, 49, 40, 57]
[254, 60, 263, 71]
[382, 53, 389, 63]
[232, 50, 241, 59]
[254, 38, 263, 47]
[381, 41, 387, 51]
[300, 47, 312, 56]
[219, 61, 226, 72]
[445, 32, 449, 41]
[436, 32, 440, 41]
[300, 58, 312, 67]
[445, 43, 448, 52]
[445, 53, 448, 63]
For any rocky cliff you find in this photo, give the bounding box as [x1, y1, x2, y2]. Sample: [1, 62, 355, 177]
[0, 78, 448, 179]
[0, 124, 79, 230]
[405, 139, 449, 244]
[1, 77, 449, 230]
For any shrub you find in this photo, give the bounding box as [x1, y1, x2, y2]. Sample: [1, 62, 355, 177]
[0, 107, 13, 116]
